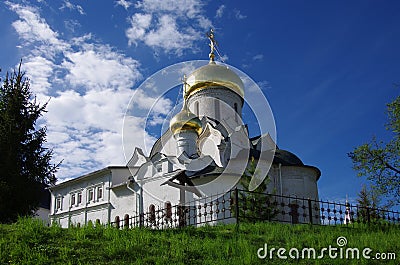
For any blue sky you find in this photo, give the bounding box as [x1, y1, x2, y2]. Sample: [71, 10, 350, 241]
[1, 0, 399, 204]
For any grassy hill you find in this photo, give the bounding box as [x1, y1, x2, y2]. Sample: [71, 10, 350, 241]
[0, 218, 398, 264]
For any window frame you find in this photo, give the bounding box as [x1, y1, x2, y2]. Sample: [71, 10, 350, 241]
[56, 197, 62, 211]
[70, 193, 76, 207]
[77, 192, 82, 204]
[97, 186, 103, 200]
[88, 188, 94, 203]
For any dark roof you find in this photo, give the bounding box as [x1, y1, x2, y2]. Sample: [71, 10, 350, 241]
[273, 149, 304, 166]
[247, 147, 304, 166]
[185, 165, 225, 177]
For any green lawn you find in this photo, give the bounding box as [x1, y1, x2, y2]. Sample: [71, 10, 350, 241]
[0, 218, 398, 264]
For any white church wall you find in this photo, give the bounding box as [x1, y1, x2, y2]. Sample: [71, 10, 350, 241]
[34, 207, 50, 226]
[141, 176, 181, 212]
[280, 166, 319, 200]
[69, 211, 85, 227]
[110, 187, 136, 226]
[110, 167, 134, 186]
[86, 204, 109, 226]
[157, 134, 178, 157]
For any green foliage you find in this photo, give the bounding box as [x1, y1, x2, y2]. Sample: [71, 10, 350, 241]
[0, 63, 59, 223]
[235, 157, 278, 222]
[0, 217, 398, 264]
[349, 95, 400, 206]
[356, 185, 381, 222]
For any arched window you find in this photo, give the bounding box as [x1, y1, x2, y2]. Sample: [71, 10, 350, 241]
[195, 101, 199, 116]
[234, 103, 238, 122]
[149, 204, 156, 223]
[214, 98, 220, 121]
[165, 201, 172, 219]
[114, 216, 120, 229]
[124, 214, 130, 228]
[95, 219, 101, 226]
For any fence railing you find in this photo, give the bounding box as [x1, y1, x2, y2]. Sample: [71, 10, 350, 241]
[109, 189, 400, 229]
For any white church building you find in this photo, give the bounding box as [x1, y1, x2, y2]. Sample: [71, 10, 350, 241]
[49, 35, 321, 228]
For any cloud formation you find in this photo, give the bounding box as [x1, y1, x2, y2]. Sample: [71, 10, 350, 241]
[6, 2, 171, 181]
[215, 5, 225, 18]
[60, 0, 85, 15]
[115, 0, 132, 10]
[125, 0, 212, 55]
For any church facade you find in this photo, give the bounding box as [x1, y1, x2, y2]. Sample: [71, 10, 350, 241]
[49, 39, 321, 228]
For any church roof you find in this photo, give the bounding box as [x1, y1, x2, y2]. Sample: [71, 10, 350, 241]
[184, 62, 245, 99]
[169, 105, 202, 135]
[273, 149, 304, 166]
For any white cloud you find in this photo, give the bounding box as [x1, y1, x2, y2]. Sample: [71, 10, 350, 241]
[135, 0, 203, 18]
[64, 19, 81, 33]
[60, 0, 85, 15]
[62, 44, 141, 91]
[126, 13, 152, 46]
[234, 9, 247, 20]
[125, 0, 212, 55]
[42, 86, 147, 179]
[23, 56, 55, 94]
[252, 54, 264, 61]
[197, 16, 212, 30]
[144, 15, 199, 54]
[8, 3, 66, 52]
[257, 80, 271, 91]
[218, 54, 229, 62]
[131, 89, 173, 115]
[215, 5, 225, 18]
[115, 0, 132, 10]
[7, 2, 160, 181]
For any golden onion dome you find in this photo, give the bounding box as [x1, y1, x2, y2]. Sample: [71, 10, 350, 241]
[184, 62, 245, 99]
[169, 107, 202, 135]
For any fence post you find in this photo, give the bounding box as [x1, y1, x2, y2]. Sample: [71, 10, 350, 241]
[235, 188, 239, 227]
[139, 213, 144, 228]
[308, 198, 313, 225]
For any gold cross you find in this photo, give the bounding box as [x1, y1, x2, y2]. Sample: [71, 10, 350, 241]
[206, 29, 217, 62]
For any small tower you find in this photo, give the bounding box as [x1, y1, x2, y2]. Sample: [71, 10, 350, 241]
[183, 29, 245, 134]
[169, 99, 202, 157]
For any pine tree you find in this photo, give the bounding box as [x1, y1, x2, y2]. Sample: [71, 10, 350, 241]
[235, 157, 278, 222]
[356, 185, 380, 222]
[0, 63, 59, 223]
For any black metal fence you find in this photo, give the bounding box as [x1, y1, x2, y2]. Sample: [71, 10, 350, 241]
[110, 189, 400, 229]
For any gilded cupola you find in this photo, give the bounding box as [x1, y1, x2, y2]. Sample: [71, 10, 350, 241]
[169, 102, 202, 136]
[183, 29, 245, 99]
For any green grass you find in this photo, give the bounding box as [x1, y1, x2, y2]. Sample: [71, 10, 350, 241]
[0, 218, 398, 264]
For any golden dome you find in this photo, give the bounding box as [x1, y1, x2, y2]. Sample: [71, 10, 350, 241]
[184, 62, 245, 99]
[169, 107, 202, 135]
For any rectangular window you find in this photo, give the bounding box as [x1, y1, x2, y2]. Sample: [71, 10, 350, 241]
[56, 197, 62, 210]
[88, 189, 94, 202]
[77, 192, 82, 204]
[71, 194, 76, 206]
[97, 187, 103, 200]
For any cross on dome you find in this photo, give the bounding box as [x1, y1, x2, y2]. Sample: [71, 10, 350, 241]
[206, 29, 217, 63]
